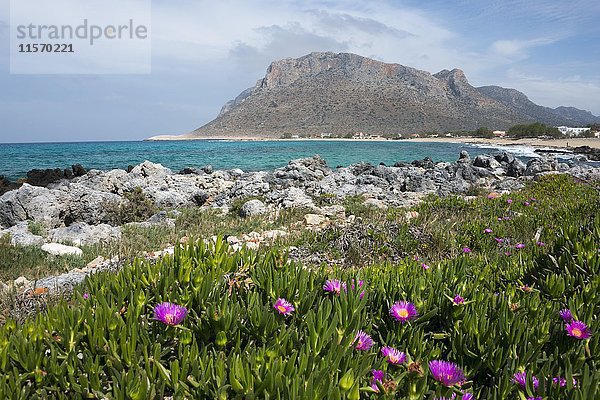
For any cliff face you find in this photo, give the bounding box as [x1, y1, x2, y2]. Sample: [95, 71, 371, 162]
[190, 52, 599, 137]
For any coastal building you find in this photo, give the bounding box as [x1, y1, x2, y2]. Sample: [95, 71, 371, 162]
[493, 130, 506, 137]
[557, 126, 591, 136]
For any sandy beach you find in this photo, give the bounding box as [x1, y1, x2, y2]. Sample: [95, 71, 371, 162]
[147, 134, 600, 150]
[409, 136, 600, 150]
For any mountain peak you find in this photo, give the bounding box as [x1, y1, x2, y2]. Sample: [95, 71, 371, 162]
[188, 52, 600, 138]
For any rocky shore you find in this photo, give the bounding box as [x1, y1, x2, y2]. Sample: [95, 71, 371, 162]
[1, 150, 599, 302]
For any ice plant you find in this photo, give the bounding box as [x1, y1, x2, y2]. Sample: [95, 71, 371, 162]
[429, 360, 465, 387]
[494, 237, 504, 244]
[553, 376, 577, 387]
[526, 397, 542, 400]
[515, 243, 525, 249]
[153, 302, 188, 326]
[524, 201, 530, 206]
[559, 309, 573, 322]
[370, 369, 384, 392]
[565, 320, 591, 339]
[453, 294, 465, 305]
[512, 372, 539, 390]
[462, 247, 472, 253]
[507, 199, 513, 204]
[381, 346, 406, 365]
[273, 298, 294, 315]
[82, 293, 90, 299]
[390, 301, 418, 323]
[350, 279, 365, 299]
[323, 279, 345, 295]
[462, 394, 474, 400]
[421, 263, 430, 270]
[484, 228, 492, 234]
[354, 330, 374, 351]
[536, 241, 545, 246]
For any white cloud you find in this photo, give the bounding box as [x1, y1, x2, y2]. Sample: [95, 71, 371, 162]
[491, 37, 558, 59]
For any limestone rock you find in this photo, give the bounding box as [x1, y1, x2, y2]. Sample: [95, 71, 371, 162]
[41, 243, 83, 257]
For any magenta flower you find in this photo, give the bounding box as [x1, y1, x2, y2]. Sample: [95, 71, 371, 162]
[553, 376, 577, 387]
[566, 320, 591, 339]
[153, 302, 188, 326]
[462, 394, 474, 400]
[559, 309, 573, 322]
[512, 372, 539, 390]
[503, 216, 511, 221]
[421, 263, 430, 270]
[350, 279, 365, 299]
[83, 293, 90, 299]
[504, 252, 512, 257]
[429, 360, 465, 387]
[524, 201, 530, 206]
[494, 237, 504, 244]
[354, 330, 374, 351]
[526, 397, 542, 400]
[453, 294, 465, 305]
[390, 301, 418, 323]
[497, 217, 503, 221]
[371, 369, 385, 392]
[535, 241, 545, 246]
[323, 279, 345, 295]
[507, 199, 513, 204]
[273, 298, 294, 315]
[462, 247, 472, 253]
[515, 243, 525, 249]
[381, 346, 406, 365]
[484, 228, 493, 234]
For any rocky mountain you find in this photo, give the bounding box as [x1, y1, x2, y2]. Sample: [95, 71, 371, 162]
[476, 86, 600, 127]
[186, 52, 599, 138]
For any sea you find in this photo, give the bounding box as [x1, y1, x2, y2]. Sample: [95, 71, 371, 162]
[0, 140, 546, 181]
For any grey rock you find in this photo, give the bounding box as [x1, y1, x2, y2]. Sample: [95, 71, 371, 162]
[0, 184, 67, 228]
[473, 155, 501, 170]
[506, 159, 526, 177]
[1, 222, 46, 247]
[494, 178, 525, 191]
[126, 211, 176, 229]
[525, 156, 557, 176]
[49, 222, 121, 246]
[239, 199, 267, 217]
[202, 165, 214, 174]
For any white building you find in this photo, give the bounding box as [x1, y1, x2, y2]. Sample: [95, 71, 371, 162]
[557, 126, 591, 136]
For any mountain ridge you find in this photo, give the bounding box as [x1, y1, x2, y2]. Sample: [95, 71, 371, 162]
[183, 52, 599, 138]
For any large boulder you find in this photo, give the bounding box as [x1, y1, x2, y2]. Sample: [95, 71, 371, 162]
[239, 199, 268, 217]
[41, 243, 83, 257]
[1, 222, 46, 247]
[49, 222, 121, 246]
[0, 184, 66, 228]
[62, 184, 123, 226]
[506, 159, 526, 177]
[525, 156, 557, 176]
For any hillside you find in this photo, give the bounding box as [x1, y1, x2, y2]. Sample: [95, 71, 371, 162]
[179, 52, 599, 138]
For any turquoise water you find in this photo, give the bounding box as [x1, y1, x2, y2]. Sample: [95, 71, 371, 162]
[0, 140, 511, 181]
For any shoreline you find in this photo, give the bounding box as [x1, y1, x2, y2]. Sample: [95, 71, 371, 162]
[146, 134, 600, 150]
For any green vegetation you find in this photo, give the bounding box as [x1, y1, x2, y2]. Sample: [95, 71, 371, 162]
[0, 176, 598, 398]
[507, 123, 562, 139]
[104, 187, 158, 225]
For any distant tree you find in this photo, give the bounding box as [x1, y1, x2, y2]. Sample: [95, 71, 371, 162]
[507, 123, 561, 139]
[587, 123, 600, 132]
[581, 129, 595, 138]
[474, 127, 494, 138]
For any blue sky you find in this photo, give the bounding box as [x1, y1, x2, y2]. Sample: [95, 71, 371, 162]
[0, 0, 599, 142]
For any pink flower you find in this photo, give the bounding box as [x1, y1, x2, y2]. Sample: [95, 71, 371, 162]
[494, 237, 504, 244]
[353, 330, 374, 351]
[566, 320, 591, 339]
[390, 301, 418, 323]
[83, 293, 90, 299]
[484, 228, 492, 234]
[421, 263, 430, 270]
[536, 241, 545, 247]
[381, 346, 406, 365]
[273, 298, 294, 315]
[462, 247, 472, 253]
[323, 279, 345, 295]
[507, 199, 513, 204]
[453, 294, 465, 305]
[371, 369, 385, 392]
[515, 243, 525, 249]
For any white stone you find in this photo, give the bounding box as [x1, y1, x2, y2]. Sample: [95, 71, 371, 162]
[41, 243, 83, 257]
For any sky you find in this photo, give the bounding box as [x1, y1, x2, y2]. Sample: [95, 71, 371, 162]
[0, 0, 599, 143]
